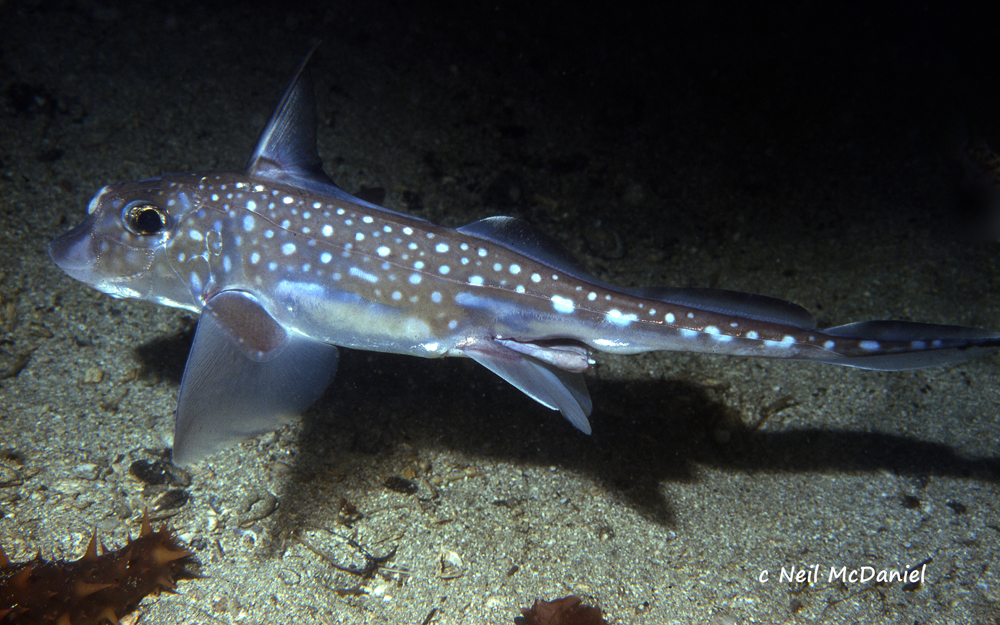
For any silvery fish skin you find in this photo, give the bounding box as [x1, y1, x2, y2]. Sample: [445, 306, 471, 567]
[49, 49, 1000, 465]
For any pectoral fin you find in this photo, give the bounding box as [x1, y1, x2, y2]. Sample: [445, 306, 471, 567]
[462, 338, 593, 433]
[172, 291, 338, 465]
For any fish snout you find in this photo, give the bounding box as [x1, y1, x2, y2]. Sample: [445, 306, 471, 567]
[49, 214, 99, 279]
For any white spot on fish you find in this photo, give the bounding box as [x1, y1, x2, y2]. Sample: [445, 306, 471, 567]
[282, 243, 296, 255]
[355, 233, 365, 241]
[403, 227, 413, 235]
[283, 196, 294, 204]
[320, 252, 332, 264]
[409, 274, 422, 285]
[439, 265, 450, 275]
[859, 340, 880, 350]
[349, 267, 378, 283]
[264, 229, 274, 239]
[431, 291, 442, 303]
[435, 243, 449, 253]
[392, 291, 402, 300]
[552, 296, 574, 314]
[250, 252, 260, 264]
[363, 216, 374, 224]
[746, 331, 759, 340]
[606, 309, 637, 325]
[469, 275, 484, 286]
[223, 256, 232, 272]
[765, 337, 796, 348]
[824, 340, 836, 350]
[377, 246, 391, 257]
[665, 313, 675, 323]
[531, 273, 541, 283]
[188, 229, 203, 241]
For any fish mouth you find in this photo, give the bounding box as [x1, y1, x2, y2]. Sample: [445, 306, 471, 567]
[49, 216, 98, 279]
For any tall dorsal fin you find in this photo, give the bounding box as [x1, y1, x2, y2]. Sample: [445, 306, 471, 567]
[245, 43, 335, 188]
[244, 45, 436, 219]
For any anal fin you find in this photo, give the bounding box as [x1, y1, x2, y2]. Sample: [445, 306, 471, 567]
[461, 338, 593, 433]
[172, 291, 338, 465]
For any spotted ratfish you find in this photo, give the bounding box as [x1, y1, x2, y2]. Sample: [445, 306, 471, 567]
[50, 50, 1000, 465]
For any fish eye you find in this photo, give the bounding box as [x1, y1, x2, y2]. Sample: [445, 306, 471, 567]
[122, 202, 168, 235]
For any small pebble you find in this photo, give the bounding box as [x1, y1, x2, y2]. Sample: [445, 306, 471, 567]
[71, 463, 100, 480]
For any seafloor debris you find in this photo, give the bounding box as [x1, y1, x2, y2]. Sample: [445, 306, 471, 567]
[520, 595, 611, 625]
[0, 513, 195, 624]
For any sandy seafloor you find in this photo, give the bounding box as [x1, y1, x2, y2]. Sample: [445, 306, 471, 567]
[2, 2, 999, 624]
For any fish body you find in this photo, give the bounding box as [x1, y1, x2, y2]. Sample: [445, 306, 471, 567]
[49, 50, 1000, 464]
